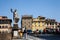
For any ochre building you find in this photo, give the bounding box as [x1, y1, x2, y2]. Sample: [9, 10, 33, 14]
[32, 16, 46, 32]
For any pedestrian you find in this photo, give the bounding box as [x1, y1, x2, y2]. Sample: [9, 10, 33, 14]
[20, 31, 23, 39]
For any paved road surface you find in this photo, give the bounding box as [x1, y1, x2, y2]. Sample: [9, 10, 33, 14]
[12, 34, 60, 40]
[12, 34, 46, 40]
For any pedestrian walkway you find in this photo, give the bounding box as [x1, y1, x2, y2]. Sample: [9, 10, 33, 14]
[12, 34, 46, 40]
[24, 34, 46, 40]
[27, 35, 46, 40]
[12, 34, 60, 40]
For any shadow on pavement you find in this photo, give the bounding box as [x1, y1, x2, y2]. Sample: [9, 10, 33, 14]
[28, 33, 60, 40]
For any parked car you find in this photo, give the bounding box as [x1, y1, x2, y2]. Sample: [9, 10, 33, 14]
[33, 29, 39, 34]
[43, 28, 54, 34]
[27, 30, 32, 34]
[56, 28, 60, 34]
[39, 30, 41, 34]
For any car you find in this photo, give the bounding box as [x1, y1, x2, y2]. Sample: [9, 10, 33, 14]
[44, 28, 54, 34]
[27, 30, 32, 34]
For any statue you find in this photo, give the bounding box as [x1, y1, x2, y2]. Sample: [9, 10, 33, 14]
[10, 9, 18, 20]
[10, 9, 19, 38]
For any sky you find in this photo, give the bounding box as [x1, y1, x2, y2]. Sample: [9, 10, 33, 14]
[0, 0, 60, 27]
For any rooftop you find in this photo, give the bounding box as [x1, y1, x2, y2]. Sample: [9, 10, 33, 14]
[0, 16, 12, 22]
[0, 16, 7, 19]
[22, 15, 32, 17]
[22, 15, 33, 19]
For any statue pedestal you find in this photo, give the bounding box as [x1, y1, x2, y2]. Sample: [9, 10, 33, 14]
[12, 24, 19, 38]
[13, 31, 18, 39]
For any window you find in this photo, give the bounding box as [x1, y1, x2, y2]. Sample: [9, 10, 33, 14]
[47, 23, 49, 25]
[0, 20, 1, 24]
[5, 20, 8, 24]
[5, 26, 7, 28]
[50, 22, 54, 25]
[24, 22, 26, 24]
[28, 22, 30, 24]
[0, 31, 1, 33]
[52, 23, 54, 25]
[38, 22, 40, 26]
[1, 31, 4, 33]
[0, 26, 1, 28]
[2, 20, 4, 24]
[38, 25, 40, 27]
[42, 23, 45, 26]
[5, 31, 8, 33]
[29, 25, 30, 27]
[2, 26, 4, 28]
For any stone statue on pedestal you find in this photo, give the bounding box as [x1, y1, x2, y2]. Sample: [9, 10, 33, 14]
[11, 9, 19, 38]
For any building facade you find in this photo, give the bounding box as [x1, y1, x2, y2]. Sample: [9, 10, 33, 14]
[21, 15, 33, 31]
[0, 16, 12, 33]
[21, 15, 58, 32]
[45, 19, 57, 29]
[32, 16, 46, 32]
